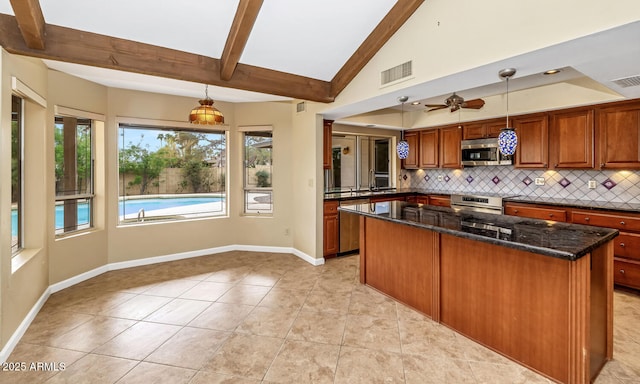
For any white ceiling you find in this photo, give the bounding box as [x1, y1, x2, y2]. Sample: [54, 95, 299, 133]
[1, 1, 639, 114]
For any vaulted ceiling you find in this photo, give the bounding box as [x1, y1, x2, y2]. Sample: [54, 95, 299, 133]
[0, 0, 423, 103]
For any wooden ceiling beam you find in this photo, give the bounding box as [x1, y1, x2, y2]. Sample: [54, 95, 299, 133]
[220, 0, 263, 81]
[9, 0, 46, 49]
[0, 13, 333, 102]
[330, 0, 424, 98]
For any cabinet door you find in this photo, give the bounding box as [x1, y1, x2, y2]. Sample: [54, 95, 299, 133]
[485, 120, 506, 138]
[463, 123, 486, 140]
[440, 125, 462, 168]
[419, 130, 439, 168]
[428, 195, 451, 208]
[597, 102, 640, 169]
[549, 109, 594, 169]
[504, 203, 567, 222]
[323, 214, 339, 257]
[323, 120, 333, 170]
[514, 114, 549, 168]
[401, 132, 420, 169]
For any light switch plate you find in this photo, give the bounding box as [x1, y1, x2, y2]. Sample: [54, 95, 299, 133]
[534, 177, 545, 186]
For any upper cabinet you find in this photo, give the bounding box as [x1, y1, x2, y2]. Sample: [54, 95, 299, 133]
[597, 101, 640, 169]
[419, 129, 439, 168]
[323, 120, 333, 170]
[401, 131, 420, 169]
[440, 125, 462, 168]
[549, 108, 594, 169]
[514, 114, 549, 169]
[462, 119, 505, 140]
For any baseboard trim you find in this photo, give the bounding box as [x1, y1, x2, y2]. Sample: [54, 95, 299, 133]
[0, 245, 322, 363]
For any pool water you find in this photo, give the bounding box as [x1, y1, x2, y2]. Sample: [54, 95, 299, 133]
[11, 196, 222, 236]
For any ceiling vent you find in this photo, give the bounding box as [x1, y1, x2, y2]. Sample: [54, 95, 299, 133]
[296, 101, 306, 113]
[612, 75, 640, 88]
[381, 61, 413, 87]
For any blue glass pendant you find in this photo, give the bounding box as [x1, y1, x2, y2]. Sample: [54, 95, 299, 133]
[396, 140, 409, 159]
[498, 128, 517, 156]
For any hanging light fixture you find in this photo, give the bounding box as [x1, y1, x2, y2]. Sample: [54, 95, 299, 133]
[189, 85, 224, 125]
[498, 68, 517, 156]
[396, 96, 409, 159]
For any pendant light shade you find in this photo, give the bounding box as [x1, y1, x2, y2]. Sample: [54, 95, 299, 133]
[189, 85, 224, 125]
[498, 68, 517, 156]
[396, 96, 409, 159]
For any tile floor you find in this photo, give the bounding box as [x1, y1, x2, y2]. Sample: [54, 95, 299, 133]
[3, 251, 640, 383]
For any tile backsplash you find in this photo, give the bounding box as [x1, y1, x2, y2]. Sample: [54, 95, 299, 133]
[399, 167, 640, 204]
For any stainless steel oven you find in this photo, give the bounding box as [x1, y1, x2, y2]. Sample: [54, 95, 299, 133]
[450, 193, 505, 215]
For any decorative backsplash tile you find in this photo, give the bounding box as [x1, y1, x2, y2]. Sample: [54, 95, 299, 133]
[399, 167, 640, 204]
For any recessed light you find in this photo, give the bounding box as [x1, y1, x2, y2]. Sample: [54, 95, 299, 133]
[543, 69, 561, 75]
[411, 101, 420, 105]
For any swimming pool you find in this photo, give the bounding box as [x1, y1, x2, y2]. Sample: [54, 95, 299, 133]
[10, 196, 223, 236]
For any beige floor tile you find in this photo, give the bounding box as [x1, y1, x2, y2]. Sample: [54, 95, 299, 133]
[188, 371, 260, 384]
[257, 288, 309, 309]
[272, 275, 319, 291]
[314, 274, 358, 294]
[117, 361, 196, 384]
[179, 281, 234, 301]
[334, 346, 405, 384]
[342, 314, 402, 353]
[202, 333, 283, 380]
[302, 288, 352, 314]
[20, 310, 94, 346]
[145, 327, 230, 369]
[398, 317, 458, 357]
[236, 306, 298, 338]
[287, 310, 346, 345]
[62, 291, 138, 315]
[143, 298, 211, 326]
[396, 301, 430, 322]
[348, 286, 398, 319]
[217, 284, 272, 305]
[93, 321, 181, 360]
[468, 360, 553, 383]
[3, 343, 85, 384]
[205, 267, 253, 283]
[48, 316, 136, 352]
[44, 353, 138, 384]
[239, 271, 283, 286]
[98, 294, 172, 320]
[189, 302, 254, 331]
[403, 354, 477, 384]
[141, 279, 200, 297]
[263, 339, 340, 383]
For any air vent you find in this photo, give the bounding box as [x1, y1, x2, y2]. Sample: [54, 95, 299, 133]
[381, 61, 412, 86]
[296, 101, 306, 113]
[612, 75, 640, 88]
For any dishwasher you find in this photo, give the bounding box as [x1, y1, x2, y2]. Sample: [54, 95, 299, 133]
[339, 199, 369, 255]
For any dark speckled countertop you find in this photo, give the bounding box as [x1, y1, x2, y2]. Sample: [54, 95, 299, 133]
[339, 201, 618, 261]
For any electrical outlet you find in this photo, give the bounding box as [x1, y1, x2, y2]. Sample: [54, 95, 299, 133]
[284, 228, 290, 236]
[534, 177, 545, 186]
[437, 175, 443, 181]
[588, 180, 597, 189]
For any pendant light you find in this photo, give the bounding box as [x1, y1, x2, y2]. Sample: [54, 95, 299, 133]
[498, 68, 517, 156]
[396, 96, 409, 159]
[189, 85, 224, 125]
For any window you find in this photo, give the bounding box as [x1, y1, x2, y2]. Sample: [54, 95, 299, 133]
[54, 116, 94, 235]
[118, 124, 226, 224]
[243, 130, 273, 214]
[11, 95, 23, 254]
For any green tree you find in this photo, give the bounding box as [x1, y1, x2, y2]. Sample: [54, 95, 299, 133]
[119, 143, 168, 195]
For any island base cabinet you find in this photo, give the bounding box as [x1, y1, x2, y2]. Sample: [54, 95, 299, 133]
[360, 217, 437, 317]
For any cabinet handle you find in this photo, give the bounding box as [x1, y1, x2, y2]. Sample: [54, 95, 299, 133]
[600, 163, 605, 167]
[549, 214, 554, 218]
[584, 217, 590, 222]
[620, 269, 625, 275]
[620, 221, 626, 225]
[554, 164, 558, 167]
[514, 209, 519, 214]
[620, 243, 625, 247]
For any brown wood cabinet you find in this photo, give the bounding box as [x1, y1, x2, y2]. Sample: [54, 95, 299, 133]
[549, 108, 594, 169]
[439, 125, 462, 168]
[323, 200, 339, 258]
[504, 202, 567, 222]
[428, 195, 450, 207]
[323, 120, 333, 170]
[419, 129, 439, 168]
[462, 118, 505, 140]
[514, 113, 549, 168]
[596, 101, 640, 169]
[401, 131, 420, 169]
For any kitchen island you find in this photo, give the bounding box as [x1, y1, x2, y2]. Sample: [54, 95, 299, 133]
[340, 201, 618, 384]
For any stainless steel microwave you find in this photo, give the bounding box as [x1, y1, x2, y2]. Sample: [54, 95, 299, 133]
[461, 138, 513, 166]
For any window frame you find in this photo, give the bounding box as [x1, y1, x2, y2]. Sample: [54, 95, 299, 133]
[242, 126, 273, 216]
[117, 118, 228, 225]
[11, 95, 23, 255]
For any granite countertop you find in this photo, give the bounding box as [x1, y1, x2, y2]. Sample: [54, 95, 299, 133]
[324, 188, 451, 201]
[339, 201, 619, 261]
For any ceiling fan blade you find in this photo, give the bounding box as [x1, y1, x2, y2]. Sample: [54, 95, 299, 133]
[460, 98, 485, 109]
[424, 104, 446, 108]
[425, 105, 448, 112]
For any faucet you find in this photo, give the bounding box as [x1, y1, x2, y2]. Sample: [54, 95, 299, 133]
[368, 169, 376, 191]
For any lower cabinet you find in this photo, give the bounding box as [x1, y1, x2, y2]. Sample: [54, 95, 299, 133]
[323, 201, 339, 258]
[428, 195, 451, 208]
[504, 202, 567, 222]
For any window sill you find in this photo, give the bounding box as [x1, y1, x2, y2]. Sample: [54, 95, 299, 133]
[11, 248, 43, 274]
[55, 228, 100, 241]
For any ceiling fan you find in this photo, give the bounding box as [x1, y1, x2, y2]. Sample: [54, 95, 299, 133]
[424, 92, 485, 112]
